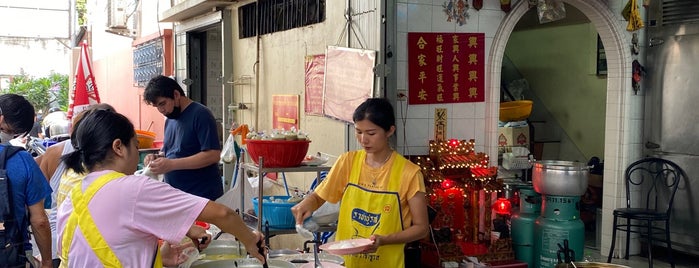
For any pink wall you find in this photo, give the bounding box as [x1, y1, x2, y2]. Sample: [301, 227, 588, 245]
[92, 48, 166, 141]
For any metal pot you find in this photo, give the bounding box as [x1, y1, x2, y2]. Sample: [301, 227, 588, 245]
[532, 160, 590, 196]
[199, 240, 247, 260]
[191, 258, 295, 268]
[268, 249, 302, 258]
[570, 262, 630, 268]
[275, 253, 344, 266]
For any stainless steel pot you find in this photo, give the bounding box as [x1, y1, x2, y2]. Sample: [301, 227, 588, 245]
[268, 249, 302, 258]
[275, 253, 344, 266]
[571, 262, 630, 268]
[191, 258, 295, 268]
[199, 240, 247, 260]
[532, 160, 590, 196]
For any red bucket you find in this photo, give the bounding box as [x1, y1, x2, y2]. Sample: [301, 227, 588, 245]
[246, 139, 310, 167]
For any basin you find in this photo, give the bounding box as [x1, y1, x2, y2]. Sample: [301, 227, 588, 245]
[532, 160, 589, 196]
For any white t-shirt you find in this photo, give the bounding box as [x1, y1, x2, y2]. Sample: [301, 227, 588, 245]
[57, 170, 209, 267]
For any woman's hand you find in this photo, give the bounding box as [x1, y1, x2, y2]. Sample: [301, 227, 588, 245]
[291, 192, 325, 225]
[363, 234, 383, 253]
[160, 241, 190, 267]
[186, 224, 212, 251]
[241, 230, 266, 263]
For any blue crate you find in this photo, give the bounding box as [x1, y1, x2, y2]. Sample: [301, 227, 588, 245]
[252, 196, 295, 229]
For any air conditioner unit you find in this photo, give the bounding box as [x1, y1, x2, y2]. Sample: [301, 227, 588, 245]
[108, 0, 128, 29]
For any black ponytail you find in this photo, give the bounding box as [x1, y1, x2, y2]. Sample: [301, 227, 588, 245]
[60, 109, 135, 173]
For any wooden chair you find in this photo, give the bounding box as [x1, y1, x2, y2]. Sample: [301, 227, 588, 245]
[607, 157, 686, 268]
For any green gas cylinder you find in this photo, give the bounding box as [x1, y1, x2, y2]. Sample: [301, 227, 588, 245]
[533, 195, 585, 268]
[511, 187, 541, 268]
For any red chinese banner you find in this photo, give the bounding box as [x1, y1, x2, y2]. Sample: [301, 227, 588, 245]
[408, 32, 485, 104]
[304, 54, 325, 115]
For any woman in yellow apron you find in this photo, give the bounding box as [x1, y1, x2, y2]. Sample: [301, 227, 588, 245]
[55, 109, 266, 267]
[292, 98, 429, 267]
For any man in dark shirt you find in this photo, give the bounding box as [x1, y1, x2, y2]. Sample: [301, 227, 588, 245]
[141, 76, 223, 200]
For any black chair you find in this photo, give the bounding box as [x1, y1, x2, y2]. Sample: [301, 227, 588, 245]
[607, 157, 686, 268]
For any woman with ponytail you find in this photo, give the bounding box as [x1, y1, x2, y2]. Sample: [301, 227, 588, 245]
[56, 109, 265, 267]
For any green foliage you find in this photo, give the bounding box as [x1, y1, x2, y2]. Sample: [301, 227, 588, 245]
[5, 73, 69, 114]
[76, 0, 87, 26]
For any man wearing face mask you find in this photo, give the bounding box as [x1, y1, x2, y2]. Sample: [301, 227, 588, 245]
[142, 76, 223, 200]
[0, 93, 52, 268]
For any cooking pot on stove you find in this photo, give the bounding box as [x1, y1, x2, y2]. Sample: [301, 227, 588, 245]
[570, 262, 630, 268]
[275, 252, 344, 266]
[198, 240, 247, 261]
[532, 160, 590, 196]
[191, 258, 295, 268]
[268, 249, 301, 258]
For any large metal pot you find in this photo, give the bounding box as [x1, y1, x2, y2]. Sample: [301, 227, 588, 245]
[532, 160, 589, 196]
[571, 262, 630, 268]
[275, 253, 344, 266]
[268, 249, 302, 258]
[191, 258, 295, 268]
[198, 240, 247, 260]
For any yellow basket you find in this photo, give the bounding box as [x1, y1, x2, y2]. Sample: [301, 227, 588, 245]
[499, 100, 533, 122]
[136, 130, 156, 149]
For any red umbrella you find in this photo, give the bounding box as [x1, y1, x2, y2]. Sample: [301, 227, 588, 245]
[67, 41, 101, 119]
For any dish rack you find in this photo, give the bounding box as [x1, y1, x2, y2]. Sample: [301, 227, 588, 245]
[502, 147, 534, 170]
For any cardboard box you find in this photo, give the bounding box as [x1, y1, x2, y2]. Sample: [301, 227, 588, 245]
[497, 125, 530, 149]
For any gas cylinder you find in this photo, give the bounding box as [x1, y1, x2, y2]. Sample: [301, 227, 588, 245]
[511, 187, 541, 268]
[533, 195, 585, 268]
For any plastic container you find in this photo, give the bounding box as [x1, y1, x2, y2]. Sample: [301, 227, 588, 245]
[499, 100, 533, 122]
[252, 196, 295, 229]
[136, 129, 156, 149]
[246, 139, 310, 167]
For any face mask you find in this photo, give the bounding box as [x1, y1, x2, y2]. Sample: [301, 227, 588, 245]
[0, 131, 14, 144]
[165, 105, 181, 119]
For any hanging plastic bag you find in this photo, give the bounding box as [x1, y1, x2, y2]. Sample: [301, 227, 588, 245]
[221, 133, 237, 164]
[537, 0, 566, 24]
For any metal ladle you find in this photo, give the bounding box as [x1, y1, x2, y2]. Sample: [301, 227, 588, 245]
[313, 240, 323, 268]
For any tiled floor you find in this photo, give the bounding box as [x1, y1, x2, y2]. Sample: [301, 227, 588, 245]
[584, 230, 698, 268]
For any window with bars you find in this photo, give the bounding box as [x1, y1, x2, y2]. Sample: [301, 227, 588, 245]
[238, 0, 325, 38]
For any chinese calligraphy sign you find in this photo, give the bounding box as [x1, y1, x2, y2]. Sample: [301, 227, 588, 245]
[408, 32, 485, 104]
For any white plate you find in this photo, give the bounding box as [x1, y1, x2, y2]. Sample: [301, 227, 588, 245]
[318, 239, 373, 255]
[301, 155, 329, 166]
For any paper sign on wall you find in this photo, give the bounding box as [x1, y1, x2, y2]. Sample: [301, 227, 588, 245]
[273, 95, 299, 130]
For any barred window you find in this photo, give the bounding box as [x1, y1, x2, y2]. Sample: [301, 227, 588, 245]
[239, 0, 325, 38]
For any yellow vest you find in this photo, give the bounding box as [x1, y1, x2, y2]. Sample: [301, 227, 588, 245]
[59, 171, 162, 268]
[336, 150, 406, 267]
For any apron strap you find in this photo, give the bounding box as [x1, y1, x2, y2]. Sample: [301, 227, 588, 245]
[61, 171, 124, 267]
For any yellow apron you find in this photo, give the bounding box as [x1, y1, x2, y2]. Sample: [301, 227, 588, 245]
[336, 150, 406, 267]
[59, 171, 162, 268]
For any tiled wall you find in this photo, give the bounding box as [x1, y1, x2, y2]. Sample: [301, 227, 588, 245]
[395, 0, 506, 156]
[397, 0, 643, 258]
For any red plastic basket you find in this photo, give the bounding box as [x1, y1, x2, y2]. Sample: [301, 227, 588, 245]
[246, 139, 310, 167]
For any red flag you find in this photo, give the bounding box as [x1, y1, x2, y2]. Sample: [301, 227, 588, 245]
[68, 41, 101, 119]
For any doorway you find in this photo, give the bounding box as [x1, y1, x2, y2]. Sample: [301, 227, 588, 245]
[501, 4, 606, 163]
[487, 0, 637, 258]
[186, 26, 224, 139]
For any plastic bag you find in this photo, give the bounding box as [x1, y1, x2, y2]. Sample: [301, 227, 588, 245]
[537, 0, 566, 24]
[221, 133, 237, 164]
[311, 201, 340, 225]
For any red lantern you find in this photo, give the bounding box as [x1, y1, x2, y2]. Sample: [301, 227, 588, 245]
[493, 197, 512, 215]
[441, 179, 455, 189]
